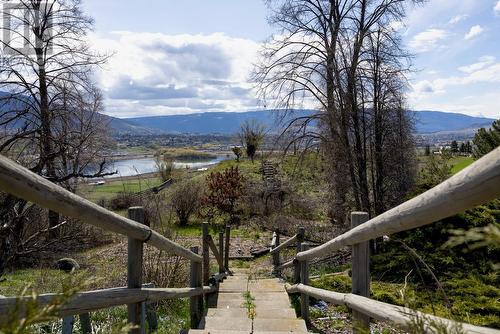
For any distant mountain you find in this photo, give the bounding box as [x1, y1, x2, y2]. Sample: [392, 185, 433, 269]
[120, 109, 496, 135]
[1, 90, 495, 136]
[100, 115, 163, 136]
[414, 110, 495, 134]
[124, 110, 312, 135]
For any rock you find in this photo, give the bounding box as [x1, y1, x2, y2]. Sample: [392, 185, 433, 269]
[55, 258, 79, 273]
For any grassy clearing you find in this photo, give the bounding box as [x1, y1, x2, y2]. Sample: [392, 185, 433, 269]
[450, 156, 474, 174]
[77, 176, 162, 202]
[0, 269, 72, 296]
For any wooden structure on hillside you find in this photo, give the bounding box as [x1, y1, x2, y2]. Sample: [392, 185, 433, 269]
[0, 146, 499, 333]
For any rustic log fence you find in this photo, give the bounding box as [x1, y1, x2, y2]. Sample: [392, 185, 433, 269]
[271, 147, 500, 334]
[0, 154, 232, 332]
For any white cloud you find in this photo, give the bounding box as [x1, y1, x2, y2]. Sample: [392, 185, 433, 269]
[458, 56, 496, 73]
[448, 14, 468, 25]
[409, 29, 449, 52]
[495, 1, 500, 15]
[464, 25, 484, 40]
[89, 32, 261, 117]
[410, 60, 500, 117]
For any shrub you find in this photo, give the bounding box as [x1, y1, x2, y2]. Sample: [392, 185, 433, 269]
[170, 179, 203, 226]
[155, 155, 173, 182]
[202, 167, 245, 225]
[109, 192, 141, 211]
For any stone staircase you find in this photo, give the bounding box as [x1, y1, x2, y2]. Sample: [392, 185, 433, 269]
[189, 269, 308, 334]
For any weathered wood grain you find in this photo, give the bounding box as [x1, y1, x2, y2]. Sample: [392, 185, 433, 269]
[351, 211, 370, 333]
[190, 247, 203, 329]
[128, 207, 145, 333]
[270, 233, 296, 254]
[207, 235, 225, 272]
[276, 258, 295, 271]
[297, 147, 500, 261]
[202, 222, 210, 286]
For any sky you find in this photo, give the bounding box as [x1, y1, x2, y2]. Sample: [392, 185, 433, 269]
[83, 0, 500, 119]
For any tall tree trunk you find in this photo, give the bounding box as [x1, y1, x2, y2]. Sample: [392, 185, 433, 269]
[35, 7, 59, 239]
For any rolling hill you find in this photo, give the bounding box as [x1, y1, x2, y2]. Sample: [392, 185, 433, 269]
[119, 110, 495, 135]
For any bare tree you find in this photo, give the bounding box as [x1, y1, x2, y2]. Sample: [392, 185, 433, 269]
[0, 0, 113, 273]
[0, 0, 112, 234]
[239, 119, 266, 163]
[254, 0, 421, 223]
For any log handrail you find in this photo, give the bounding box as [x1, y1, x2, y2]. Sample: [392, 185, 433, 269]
[286, 284, 500, 334]
[270, 233, 298, 254]
[276, 258, 295, 271]
[296, 147, 500, 262]
[0, 154, 202, 263]
[207, 235, 227, 273]
[0, 286, 216, 322]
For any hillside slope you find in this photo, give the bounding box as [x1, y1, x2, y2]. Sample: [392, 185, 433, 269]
[122, 110, 495, 135]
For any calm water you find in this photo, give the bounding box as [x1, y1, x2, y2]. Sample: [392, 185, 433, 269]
[106, 155, 229, 177]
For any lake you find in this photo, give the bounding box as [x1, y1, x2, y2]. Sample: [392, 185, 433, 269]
[106, 155, 230, 177]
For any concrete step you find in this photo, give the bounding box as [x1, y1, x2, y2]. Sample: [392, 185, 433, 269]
[248, 280, 285, 292]
[200, 316, 252, 331]
[253, 332, 308, 334]
[206, 307, 297, 319]
[253, 318, 308, 333]
[206, 308, 248, 318]
[254, 300, 292, 310]
[219, 281, 248, 292]
[252, 292, 290, 302]
[251, 308, 297, 319]
[188, 330, 249, 334]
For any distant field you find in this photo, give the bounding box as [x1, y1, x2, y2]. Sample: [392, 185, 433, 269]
[78, 176, 162, 202]
[450, 156, 474, 174]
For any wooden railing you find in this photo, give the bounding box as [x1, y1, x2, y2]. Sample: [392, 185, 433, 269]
[271, 147, 500, 334]
[0, 155, 232, 332]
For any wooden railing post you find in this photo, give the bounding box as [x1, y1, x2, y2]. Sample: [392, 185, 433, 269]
[127, 207, 145, 334]
[190, 246, 203, 329]
[218, 231, 225, 273]
[224, 225, 230, 272]
[294, 227, 305, 283]
[202, 222, 210, 286]
[272, 230, 280, 276]
[141, 283, 158, 334]
[351, 211, 370, 333]
[299, 242, 310, 324]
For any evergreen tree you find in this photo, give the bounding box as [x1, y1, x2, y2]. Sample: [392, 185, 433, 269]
[451, 140, 459, 153]
[472, 120, 500, 158]
[459, 142, 466, 153]
[424, 145, 431, 156]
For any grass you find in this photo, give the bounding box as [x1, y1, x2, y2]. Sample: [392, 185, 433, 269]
[0, 269, 72, 296]
[450, 156, 474, 174]
[77, 176, 162, 202]
[242, 291, 256, 319]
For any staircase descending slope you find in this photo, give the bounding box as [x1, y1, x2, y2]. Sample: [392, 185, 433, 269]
[189, 268, 307, 334]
